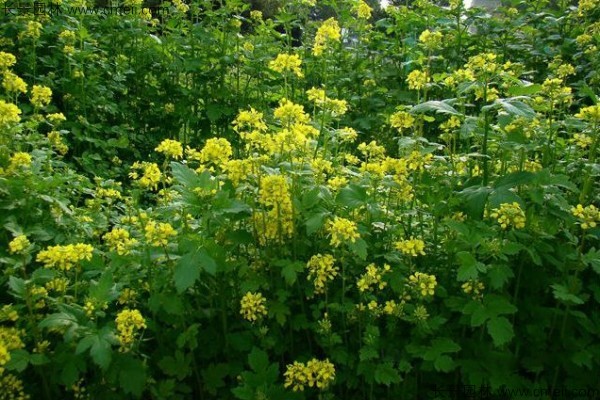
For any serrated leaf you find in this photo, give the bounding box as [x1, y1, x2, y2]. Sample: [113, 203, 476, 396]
[487, 317, 514, 347]
[551, 283, 585, 305]
[411, 100, 461, 116]
[306, 211, 328, 236]
[493, 171, 536, 189]
[433, 355, 456, 372]
[374, 362, 401, 386]
[5, 349, 29, 372]
[174, 252, 201, 294]
[496, 98, 536, 118]
[456, 251, 484, 281]
[8, 276, 26, 298]
[336, 184, 368, 209]
[349, 238, 368, 260]
[170, 162, 211, 189]
[39, 312, 78, 329]
[248, 347, 269, 373]
[507, 83, 542, 96]
[119, 356, 146, 397]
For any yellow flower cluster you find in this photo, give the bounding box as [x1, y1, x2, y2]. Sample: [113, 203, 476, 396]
[21, 21, 42, 40]
[254, 175, 294, 244]
[306, 87, 348, 116]
[274, 98, 310, 125]
[408, 272, 437, 297]
[358, 140, 386, 160]
[356, 263, 391, 292]
[575, 104, 600, 123]
[0, 52, 16, 70]
[198, 138, 233, 168]
[466, 52, 499, 76]
[48, 130, 69, 155]
[538, 78, 572, 106]
[103, 228, 138, 255]
[144, 221, 176, 247]
[462, 280, 485, 299]
[8, 235, 30, 254]
[155, 139, 183, 159]
[2, 71, 27, 94]
[390, 110, 415, 132]
[8, 152, 32, 171]
[45, 277, 69, 293]
[336, 127, 358, 143]
[31, 85, 53, 108]
[284, 358, 335, 391]
[233, 107, 268, 133]
[0, 100, 22, 127]
[0, 327, 24, 375]
[395, 237, 426, 257]
[172, 0, 189, 13]
[570, 133, 593, 149]
[327, 216, 360, 247]
[240, 291, 267, 322]
[269, 53, 303, 77]
[115, 308, 146, 349]
[129, 161, 162, 190]
[489, 202, 526, 230]
[36, 243, 94, 271]
[355, 0, 372, 19]
[47, 112, 66, 124]
[0, 305, 18, 322]
[577, 0, 598, 16]
[406, 70, 429, 91]
[306, 254, 338, 294]
[0, 374, 30, 400]
[571, 204, 599, 230]
[418, 29, 443, 50]
[313, 18, 341, 56]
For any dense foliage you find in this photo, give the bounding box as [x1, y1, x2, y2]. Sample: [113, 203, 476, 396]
[1, 0, 600, 398]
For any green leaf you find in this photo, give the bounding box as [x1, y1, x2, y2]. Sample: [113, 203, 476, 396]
[411, 100, 461, 116]
[487, 317, 514, 347]
[89, 270, 114, 303]
[8, 276, 26, 298]
[433, 355, 456, 372]
[281, 261, 304, 286]
[456, 252, 485, 281]
[551, 283, 585, 305]
[349, 238, 368, 260]
[90, 333, 113, 370]
[5, 349, 29, 372]
[507, 83, 542, 96]
[493, 171, 535, 189]
[305, 211, 328, 236]
[496, 98, 536, 118]
[119, 355, 146, 398]
[248, 347, 269, 373]
[174, 250, 216, 293]
[457, 185, 492, 218]
[374, 362, 402, 386]
[583, 248, 600, 274]
[170, 162, 211, 189]
[39, 312, 78, 329]
[488, 265, 514, 290]
[336, 184, 368, 209]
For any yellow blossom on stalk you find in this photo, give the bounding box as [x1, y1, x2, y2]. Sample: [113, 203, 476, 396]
[172, 0, 189, 13]
[8, 152, 32, 171]
[306, 254, 338, 294]
[47, 112, 66, 124]
[327, 176, 348, 191]
[356, 263, 390, 292]
[274, 98, 310, 125]
[21, 21, 42, 39]
[0, 52, 16, 70]
[31, 85, 52, 108]
[489, 202, 526, 230]
[284, 359, 335, 391]
[327, 216, 360, 247]
[540, 78, 572, 106]
[336, 127, 358, 143]
[406, 70, 429, 90]
[554, 63, 576, 79]
[570, 133, 593, 149]
[577, 0, 598, 16]
[36, 243, 94, 271]
[269, 53, 303, 77]
[8, 235, 30, 254]
[462, 280, 485, 299]
[224, 159, 252, 186]
[199, 138, 232, 167]
[418, 29, 443, 50]
[155, 139, 183, 159]
[45, 278, 69, 293]
[129, 161, 162, 190]
[575, 104, 600, 123]
[48, 130, 68, 155]
[0, 305, 18, 322]
[414, 304, 429, 321]
[115, 308, 146, 350]
[144, 221, 176, 246]
[0, 100, 22, 127]
[571, 204, 600, 230]
[313, 18, 341, 56]
[466, 52, 499, 75]
[390, 110, 415, 131]
[118, 288, 137, 305]
[103, 228, 138, 255]
[358, 140, 386, 160]
[240, 292, 267, 322]
[395, 237, 426, 257]
[2, 71, 27, 94]
[355, 0, 372, 19]
[250, 10, 262, 20]
[575, 33, 592, 47]
[233, 108, 268, 132]
[440, 115, 461, 132]
[0, 374, 29, 399]
[408, 271, 437, 297]
[242, 41, 254, 52]
[474, 85, 499, 102]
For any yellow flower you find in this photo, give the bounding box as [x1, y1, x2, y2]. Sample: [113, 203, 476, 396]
[269, 53, 303, 77]
[356, 263, 390, 292]
[8, 235, 30, 254]
[418, 29, 443, 50]
[0, 51, 16, 70]
[570, 133, 593, 149]
[336, 127, 358, 143]
[571, 204, 600, 230]
[144, 221, 176, 247]
[2, 71, 27, 94]
[115, 308, 146, 350]
[408, 272, 437, 297]
[8, 152, 32, 171]
[0, 100, 22, 127]
[284, 359, 335, 391]
[274, 98, 310, 125]
[103, 228, 138, 255]
[155, 139, 183, 159]
[390, 110, 415, 131]
[313, 18, 341, 56]
[575, 104, 600, 123]
[21, 21, 42, 40]
[355, 0, 372, 19]
[36, 243, 94, 271]
[462, 280, 485, 299]
[306, 254, 338, 294]
[395, 237, 426, 257]
[240, 292, 267, 322]
[198, 138, 233, 167]
[233, 107, 268, 132]
[327, 217, 360, 247]
[129, 161, 162, 190]
[406, 70, 429, 90]
[47, 112, 66, 124]
[489, 202, 526, 230]
[31, 85, 53, 108]
[172, 0, 189, 13]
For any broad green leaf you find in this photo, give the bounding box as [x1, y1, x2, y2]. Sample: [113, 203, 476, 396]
[551, 284, 585, 305]
[433, 355, 456, 372]
[248, 347, 269, 373]
[487, 317, 514, 347]
[119, 355, 146, 398]
[374, 362, 402, 386]
[411, 100, 461, 116]
[336, 184, 368, 209]
[5, 349, 29, 372]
